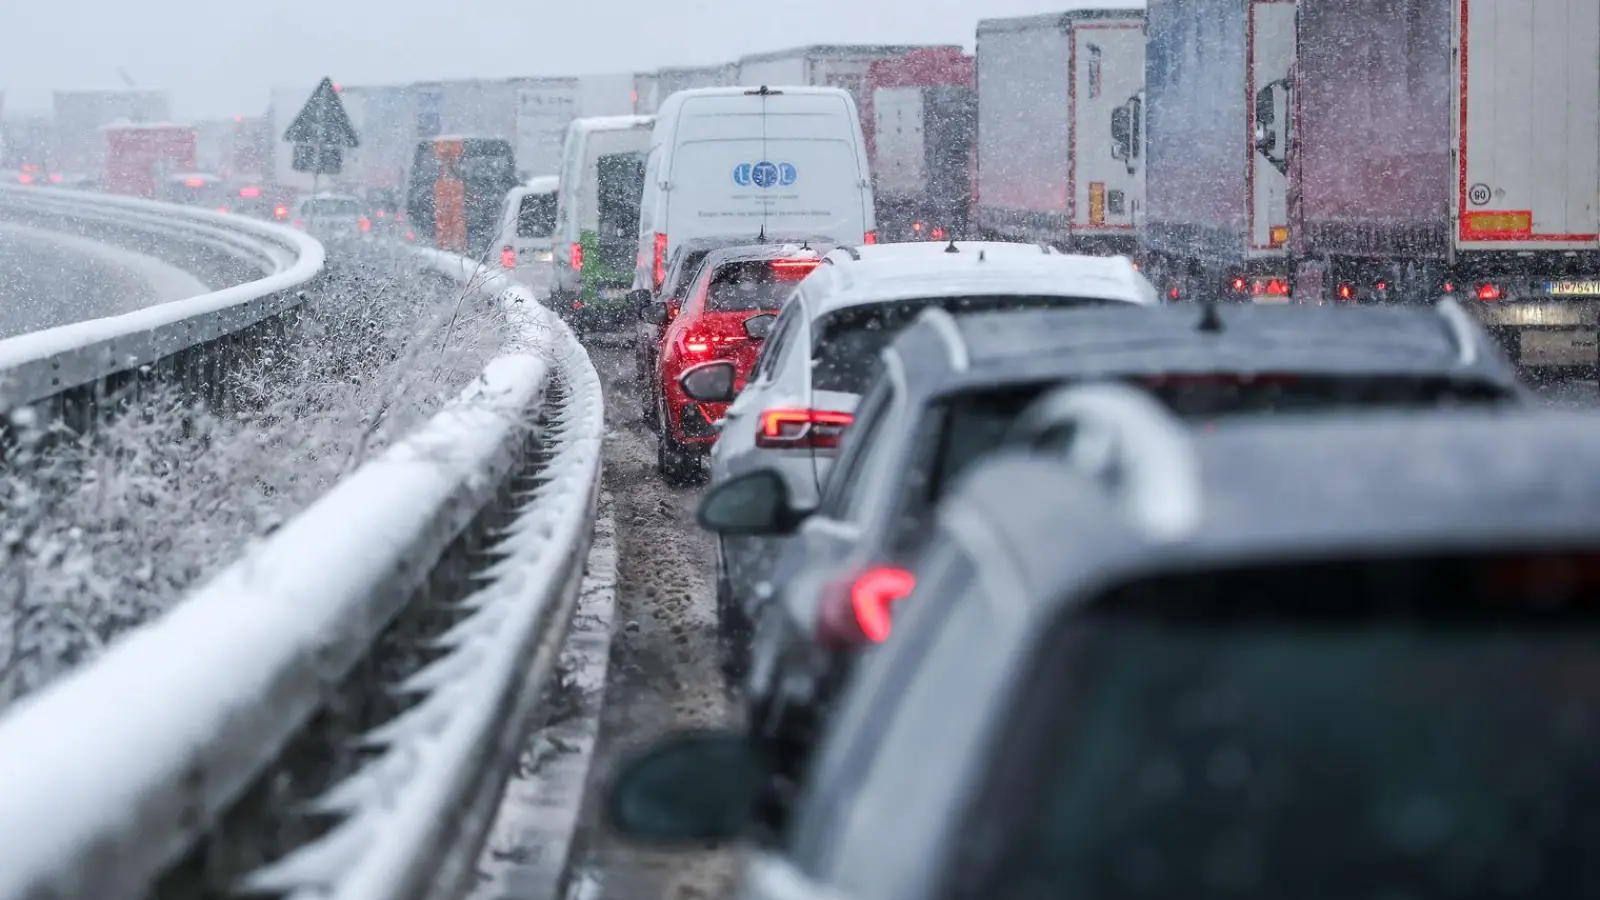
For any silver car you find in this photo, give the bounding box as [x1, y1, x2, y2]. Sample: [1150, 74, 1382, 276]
[676, 240, 1162, 644]
[290, 193, 368, 244]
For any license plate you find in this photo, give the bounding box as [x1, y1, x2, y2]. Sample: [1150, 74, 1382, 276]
[1546, 280, 1600, 296]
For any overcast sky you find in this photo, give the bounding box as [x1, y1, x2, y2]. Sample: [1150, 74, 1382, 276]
[1, 0, 1083, 119]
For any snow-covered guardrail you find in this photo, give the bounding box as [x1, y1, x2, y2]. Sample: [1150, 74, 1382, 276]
[0, 244, 605, 900]
[0, 185, 324, 426]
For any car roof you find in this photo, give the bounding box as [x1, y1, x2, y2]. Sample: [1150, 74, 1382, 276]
[801, 251, 1157, 316]
[698, 242, 831, 269]
[881, 302, 1519, 400]
[939, 404, 1600, 621]
[826, 240, 1057, 263]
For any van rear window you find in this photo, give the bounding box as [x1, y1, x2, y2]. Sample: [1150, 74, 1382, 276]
[516, 193, 556, 238]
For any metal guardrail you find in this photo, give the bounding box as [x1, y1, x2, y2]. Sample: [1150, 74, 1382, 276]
[0, 186, 325, 425]
[0, 244, 606, 900]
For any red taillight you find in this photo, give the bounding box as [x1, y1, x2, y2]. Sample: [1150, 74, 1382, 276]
[358, 217, 371, 233]
[1375, 280, 1388, 291]
[653, 232, 668, 288]
[863, 231, 877, 245]
[570, 242, 583, 270]
[850, 567, 916, 644]
[912, 221, 924, 234]
[756, 407, 854, 449]
[1476, 283, 1503, 301]
[771, 257, 820, 279]
[501, 246, 517, 268]
[1168, 286, 1180, 300]
[1443, 280, 1456, 293]
[216, 206, 229, 214]
[1265, 278, 1289, 296]
[183, 177, 206, 188]
[239, 186, 261, 198]
[16, 173, 33, 184]
[292, 219, 303, 228]
[273, 205, 289, 219]
[1231, 276, 1247, 292]
[1338, 283, 1354, 300]
[376, 209, 387, 219]
[47, 174, 62, 184]
[405, 230, 416, 241]
[682, 332, 745, 354]
[931, 227, 946, 240]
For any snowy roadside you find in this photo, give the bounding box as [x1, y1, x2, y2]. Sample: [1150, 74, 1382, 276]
[0, 247, 505, 710]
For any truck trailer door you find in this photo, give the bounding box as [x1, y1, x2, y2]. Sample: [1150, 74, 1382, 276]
[1455, 0, 1600, 250]
[1249, 0, 1297, 256]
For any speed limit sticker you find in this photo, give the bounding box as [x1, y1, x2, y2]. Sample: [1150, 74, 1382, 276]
[1468, 183, 1492, 206]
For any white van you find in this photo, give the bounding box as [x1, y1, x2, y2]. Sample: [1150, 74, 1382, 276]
[495, 175, 559, 270]
[633, 86, 876, 296]
[549, 115, 656, 326]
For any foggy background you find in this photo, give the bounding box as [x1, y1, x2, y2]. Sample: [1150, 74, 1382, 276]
[2, 0, 1081, 117]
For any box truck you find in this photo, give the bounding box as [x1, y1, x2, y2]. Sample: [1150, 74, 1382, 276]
[100, 123, 197, 199]
[975, 5, 1147, 253]
[1290, 0, 1600, 371]
[863, 47, 976, 242]
[632, 64, 738, 115]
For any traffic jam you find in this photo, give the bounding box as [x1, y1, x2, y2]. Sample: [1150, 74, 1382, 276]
[585, 1, 1600, 897]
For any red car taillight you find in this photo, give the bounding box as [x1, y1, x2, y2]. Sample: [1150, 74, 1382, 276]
[570, 242, 583, 270]
[501, 246, 517, 268]
[653, 232, 668, 289]
[863, 230, 877, 245]
[755, 407, 854, 449]
[681, 332, 745, 354]
[817, 566, 916, 648]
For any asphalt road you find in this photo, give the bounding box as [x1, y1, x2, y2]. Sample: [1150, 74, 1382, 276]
[0, 221, 210, 340]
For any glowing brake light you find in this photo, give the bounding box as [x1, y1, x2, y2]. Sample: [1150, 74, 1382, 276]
[682, 333, 744, 354]
[183, 177, 206, 188]
[1338, 284, 1354, 300]
[47, 174, 62, 184]
[1231, 276, 1247, 292]
[931, 227, 946, 240]
[501, 246, 517, 268]
[570, 242, 583, 270]
[653, 232, 668, 288]
[16, 173, 33, 184]
[1476, 283, 1503, 301]
[238, 186, 261, 198]
[756, 407, 854, 449]
[273, 205, 289, 219]
[358, 217, 371, 233]
[850, 567, 916, 644]
[770, 257, 820, 279]
[863, 231, 877, 245]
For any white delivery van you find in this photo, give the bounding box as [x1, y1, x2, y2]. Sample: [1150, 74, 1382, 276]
[495, 175, 559, 270]
[550, 115, 657, 325]
[633, 86, 876, 296]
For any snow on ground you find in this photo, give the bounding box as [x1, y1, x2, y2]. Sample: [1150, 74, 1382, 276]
[557, 343, 740, 900]
[0, 247, 504, 710]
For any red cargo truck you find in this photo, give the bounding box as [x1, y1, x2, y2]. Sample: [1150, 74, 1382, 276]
[100, 123, 198, 199]
[863, 48, 976, 242]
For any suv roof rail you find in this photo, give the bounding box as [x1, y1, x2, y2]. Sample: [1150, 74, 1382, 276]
[1433, 296, 1480, 366]
[831, 245, 861, 262]
[1008, 382, 1203, 541]
[915, 306, 969, 372]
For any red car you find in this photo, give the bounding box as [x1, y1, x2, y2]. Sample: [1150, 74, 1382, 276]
[654, 245, 824, 484]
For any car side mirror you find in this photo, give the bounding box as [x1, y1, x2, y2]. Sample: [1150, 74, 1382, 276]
[743, 313, 776, 340]
[604, 730, 764, 845]
[697, 468, 811, 536]
[679, 360, 738, 403]
[641, 302, 670, 325]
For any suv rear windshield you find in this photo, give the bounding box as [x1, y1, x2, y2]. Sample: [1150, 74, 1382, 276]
[516, 192, 556, 238]
[957, 552, 1600, 900]
[812, 296, 1115, 394]
[704, 259, 811, 312]
[885, 375, 1512, 552]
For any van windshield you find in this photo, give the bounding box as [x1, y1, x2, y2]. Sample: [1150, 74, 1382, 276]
[517, 193, 557, 238]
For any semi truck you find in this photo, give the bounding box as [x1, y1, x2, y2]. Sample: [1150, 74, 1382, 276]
[1289, 0, 1600, 371]
[975, 5, 1148, 253]
[100, 123, 198, 199]
[863, 48, 976, 242]
[1141, 0, 1291, 298]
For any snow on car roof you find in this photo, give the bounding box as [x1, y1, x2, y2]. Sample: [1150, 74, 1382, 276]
[811, 252, 1156, 315]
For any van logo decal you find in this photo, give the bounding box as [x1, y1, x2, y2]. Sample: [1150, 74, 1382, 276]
[734, 161, 798, 189]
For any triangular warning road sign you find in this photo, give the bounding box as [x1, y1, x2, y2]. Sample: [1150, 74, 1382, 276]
[283, 77, 359, 148]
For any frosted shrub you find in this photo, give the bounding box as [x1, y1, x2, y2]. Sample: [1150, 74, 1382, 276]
[0, 249, 504, 709]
